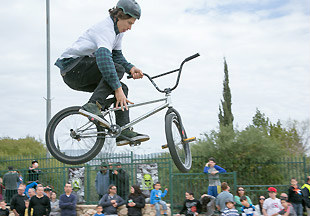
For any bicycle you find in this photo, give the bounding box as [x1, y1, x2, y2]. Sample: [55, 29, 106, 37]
[45, 53, 200, 172]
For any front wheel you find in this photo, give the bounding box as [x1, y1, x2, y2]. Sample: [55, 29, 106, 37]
[165, 112, 192, 172]
[45, 106, 105, 165]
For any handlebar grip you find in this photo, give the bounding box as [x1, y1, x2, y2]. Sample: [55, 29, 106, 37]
[184, 53, 200, 62]
[127, 75, 133, 79]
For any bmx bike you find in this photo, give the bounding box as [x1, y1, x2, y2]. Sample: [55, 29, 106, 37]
[45, 53, 200, 172]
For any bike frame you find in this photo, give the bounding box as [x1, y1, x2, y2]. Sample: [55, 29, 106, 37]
[102, 93, 172, 132]
[97, 53, 200, 136]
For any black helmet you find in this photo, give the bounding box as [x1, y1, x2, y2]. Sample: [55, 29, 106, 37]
[117, 0, 141, 19]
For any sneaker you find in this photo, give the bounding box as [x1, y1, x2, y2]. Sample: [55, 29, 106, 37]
[116, 129, 150, 146]
[79, 103, 110, 128]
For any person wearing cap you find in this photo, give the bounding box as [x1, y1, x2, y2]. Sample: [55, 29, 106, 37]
[2, 166, 19, 204]
[54, 0, 149, 146]
[95, 163, 110, 200]
[262, 187, 283, 216]
[203, 157, 226, 198]
[28, 160, 41, 182]
[222, 200, 239, 216]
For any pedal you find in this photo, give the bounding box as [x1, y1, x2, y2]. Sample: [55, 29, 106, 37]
[183, 137, 196, 142]
[161, 144, 168, 149]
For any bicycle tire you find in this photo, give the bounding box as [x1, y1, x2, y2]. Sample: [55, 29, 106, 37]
[45, 106, 105, 164]
[165, 112, 192, 172]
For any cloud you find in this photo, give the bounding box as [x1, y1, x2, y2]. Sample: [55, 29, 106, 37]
[0, 0, 309, 154]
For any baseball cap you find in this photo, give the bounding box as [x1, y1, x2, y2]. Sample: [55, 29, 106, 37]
[268, 187, 277, 193]
[32, 160, 38, 164]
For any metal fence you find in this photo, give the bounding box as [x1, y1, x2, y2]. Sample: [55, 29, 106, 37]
[0, 153, 309, 213]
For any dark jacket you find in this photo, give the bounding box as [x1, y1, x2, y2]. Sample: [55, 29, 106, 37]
[59, 193, 77, 216]
[99, 193, 125, 215]
[301, 183, 310, 208]
[109, 168, 129, 199]
[3, 172, 19, 190]
[126, 194, 145, 216]
[179, 199, 202, 216]
[288, 185, 303, 204]
[29, 195, 51, 216]
[10, 194, 28, 216]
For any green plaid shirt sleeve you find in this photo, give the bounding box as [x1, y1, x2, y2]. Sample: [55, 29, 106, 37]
[95, 47, 121, 90]
[112, 50, 134, 74]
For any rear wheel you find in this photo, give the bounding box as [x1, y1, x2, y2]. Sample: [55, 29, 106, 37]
[165, 112, 192, 172]
[45, 106, 105, 164]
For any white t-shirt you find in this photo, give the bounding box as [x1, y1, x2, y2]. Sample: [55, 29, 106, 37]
[263, 198, 282, 215]
[60, 16, 123, 59]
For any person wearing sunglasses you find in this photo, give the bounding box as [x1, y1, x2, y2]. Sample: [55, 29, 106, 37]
[234, 187, 253, 214]
[99, 185, 125, 215]
[254, 196, 266, 216]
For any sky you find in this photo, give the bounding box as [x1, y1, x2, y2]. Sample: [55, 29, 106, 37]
[0, 0, 309, 154]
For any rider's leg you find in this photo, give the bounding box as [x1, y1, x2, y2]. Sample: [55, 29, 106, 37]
[114, 83, 129, 127]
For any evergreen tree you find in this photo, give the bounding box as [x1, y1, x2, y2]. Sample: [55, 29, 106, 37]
[218, 58, 234, 128]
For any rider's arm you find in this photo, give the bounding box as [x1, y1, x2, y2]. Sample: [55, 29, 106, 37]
[112, 50, 134, 74]
[95, 47, 121, 91]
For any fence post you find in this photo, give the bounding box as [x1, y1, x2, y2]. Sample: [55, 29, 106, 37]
[131, 151, 134, 186]
[86, 164, 90, 204]
[169, 160, 174, 214]
[62, 163, 66, 190]
[233, 171, 238, 192]
[303, 156, 307, 182]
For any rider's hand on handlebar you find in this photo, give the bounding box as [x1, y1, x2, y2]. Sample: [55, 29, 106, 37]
[115, 87, 133, 111]
[130, 66, 143, 79]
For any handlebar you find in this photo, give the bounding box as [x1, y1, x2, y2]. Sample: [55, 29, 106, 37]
[127, 53, 200, 93]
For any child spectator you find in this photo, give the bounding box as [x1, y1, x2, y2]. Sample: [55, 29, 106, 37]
[24, 199, 33, 216]
[200, 193, 216, 216]
[203, 157, 226, 197]
[222, 200, 239, 216]
[262, 187, 282, 216]
[176, 191, 202, 216]
[0, 200, 9, 216]
[278, 198, 296, 216]
[150, 182, 168, 216]
[126, 185, 145, 216]
[254, 195, 265, 216]
[240, 196, 256, 216]
[17, 171, 24, 188]
[288, 178, 303, 216]
[94, 205, 104, 216]
[28, 160, 41, 183]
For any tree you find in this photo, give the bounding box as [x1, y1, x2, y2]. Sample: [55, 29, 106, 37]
[0, 136, 46, 156]
[218, 58, 234, 129]
[251, 109, 305, 156]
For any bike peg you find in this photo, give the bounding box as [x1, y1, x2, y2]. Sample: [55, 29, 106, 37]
[183, 137, 196, 142]
[161, 144, 168, 149]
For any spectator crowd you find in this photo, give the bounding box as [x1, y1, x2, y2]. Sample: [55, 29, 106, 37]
[0, 157, 309, 216]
